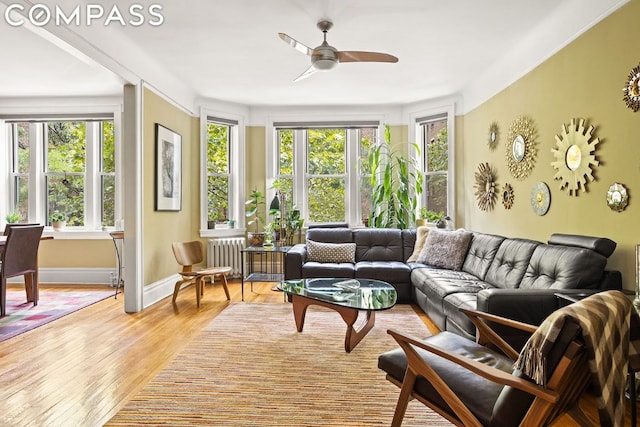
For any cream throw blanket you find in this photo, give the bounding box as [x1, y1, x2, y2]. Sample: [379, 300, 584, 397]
[514, 290, 640, 427]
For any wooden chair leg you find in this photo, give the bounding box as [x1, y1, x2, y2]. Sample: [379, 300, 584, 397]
[392, 369, 417, 427]
[195, 276, 203, 308]
[1, 276, 6, 317]
[219, 273, 230, 300]
[173, 279, 189, 303]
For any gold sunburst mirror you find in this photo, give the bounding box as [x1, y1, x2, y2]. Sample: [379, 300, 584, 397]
[474, 162, 498, 211]
[505, 116, 538, 180]
[551, 118, 600, 196]
[623, 63, 640, 112]
[502, 183, 514, 209]
[488, 122, 499, 150]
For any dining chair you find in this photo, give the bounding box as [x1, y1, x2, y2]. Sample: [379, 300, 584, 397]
[171, 240, 231, 307]
[1, 224, 45, 317]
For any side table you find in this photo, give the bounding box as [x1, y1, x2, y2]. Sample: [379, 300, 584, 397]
[240, 245, 290, 301]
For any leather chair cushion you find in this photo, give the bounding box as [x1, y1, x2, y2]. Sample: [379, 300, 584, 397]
[353, 228, 404, 262]
[484, 239, 540, 289]
[462, 232, 506, 280]
[520, 245, 607, 290]
[379, 331, 513, 426]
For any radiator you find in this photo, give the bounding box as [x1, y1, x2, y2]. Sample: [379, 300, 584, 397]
[207, 238, 245, 278]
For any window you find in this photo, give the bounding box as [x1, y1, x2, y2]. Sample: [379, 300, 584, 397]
[206, 120, 231, 224]
[417, 114, 449, 215]
[202, 114, 242, 233]
[5, 117, 117, 229]
[272, 122, 379, 226]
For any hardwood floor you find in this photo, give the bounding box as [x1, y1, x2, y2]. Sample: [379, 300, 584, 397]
[0, 281, 635, 426]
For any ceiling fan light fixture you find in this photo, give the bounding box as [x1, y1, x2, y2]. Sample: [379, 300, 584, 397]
[313, 59, 337, 71]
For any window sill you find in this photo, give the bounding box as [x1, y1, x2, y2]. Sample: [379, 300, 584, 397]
[43, 229, 115, 240]
[200, 228, 246, 239]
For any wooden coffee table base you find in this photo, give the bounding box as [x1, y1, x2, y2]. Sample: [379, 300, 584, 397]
[291, 294, 375, 353]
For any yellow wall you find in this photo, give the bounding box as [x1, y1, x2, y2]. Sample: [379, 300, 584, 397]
[142, 88, 199, 285]
[39, 239, 113, 268]
[460, 0, 640, 289]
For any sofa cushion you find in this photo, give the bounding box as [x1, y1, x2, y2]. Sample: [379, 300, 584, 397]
[302, 262, 355, 279]
[306, 240, 356, 263]
[406, 226, 430, 262]
[519, 244, 607, 290]
[355, 261, 411, 284]
[462, 232, 506, 280]
[417, 228, 473, 271]
[354, 228, 404, 262]
[548, 233, 616, 258]
[305, 227, 353, 243]
[484, 238, 540, 289]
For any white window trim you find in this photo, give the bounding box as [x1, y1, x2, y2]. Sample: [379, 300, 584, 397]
[407, 102, 456, 225]
[199, 108, 245, 238]
[0, 100, 123, 239]
[266, 114, 386, 227]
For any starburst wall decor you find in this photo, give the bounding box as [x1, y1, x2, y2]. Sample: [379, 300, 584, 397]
[474, 162, 498, 211]
[550, 118, 600, 196]
[623, 63, 640, 112]
[505, 116, 538, 180]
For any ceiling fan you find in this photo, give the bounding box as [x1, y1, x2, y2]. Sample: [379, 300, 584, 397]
[278, 20, 399, 82]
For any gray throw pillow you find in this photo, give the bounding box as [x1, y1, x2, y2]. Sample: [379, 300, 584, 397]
[416, 228, 473, 271]
[306, 240, 356, 263]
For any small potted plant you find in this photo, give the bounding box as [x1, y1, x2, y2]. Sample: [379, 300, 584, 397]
[416, 208, 444, 227]
[5, 210, 20, 224]
[49, 211, 67, 230]
[245, 188, 266, 246]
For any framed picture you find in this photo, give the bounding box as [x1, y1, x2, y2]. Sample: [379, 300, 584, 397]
[155, 123, 182, 211]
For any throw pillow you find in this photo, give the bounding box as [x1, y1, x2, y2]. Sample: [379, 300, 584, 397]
[416, 228, 473, 271]
[306, 240, 357, 263]
[406, 226, 431, 262]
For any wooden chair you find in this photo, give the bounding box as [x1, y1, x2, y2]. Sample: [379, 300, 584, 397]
[171, 241, 231, 307]
[1, 225, 45, 317]
[379, 308, 593, 427]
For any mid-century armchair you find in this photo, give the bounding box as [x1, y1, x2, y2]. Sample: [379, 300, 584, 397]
[379, 307, 593, 426]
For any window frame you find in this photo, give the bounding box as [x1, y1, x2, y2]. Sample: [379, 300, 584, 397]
[1, 109, 121, 236]
[267, 118, 383, 227]
[408, 104, 456, 224]
[199, 109, 245, 237]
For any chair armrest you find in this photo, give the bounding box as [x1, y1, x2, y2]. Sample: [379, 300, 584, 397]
[387, 329, 558, 403]
[284, 244, 307, 280]
[461, 309, 537, 360]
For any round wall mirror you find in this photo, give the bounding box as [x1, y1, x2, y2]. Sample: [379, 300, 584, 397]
[606, 183, 628, 212]
[565, 144, 582, 171]
[512, 135, 525, 162]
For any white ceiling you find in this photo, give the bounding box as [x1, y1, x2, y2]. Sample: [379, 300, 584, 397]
[0, 0, 628, 110]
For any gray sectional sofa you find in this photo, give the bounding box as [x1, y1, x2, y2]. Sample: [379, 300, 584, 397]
[284, 227, 621, 344]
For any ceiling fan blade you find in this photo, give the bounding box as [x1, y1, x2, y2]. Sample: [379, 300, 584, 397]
[278, 33, 313, 56]
[337, 51, 399, 63]
[293, 65, 319, 82]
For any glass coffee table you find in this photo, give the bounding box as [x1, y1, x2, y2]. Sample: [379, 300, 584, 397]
[277, 278, 397, 352]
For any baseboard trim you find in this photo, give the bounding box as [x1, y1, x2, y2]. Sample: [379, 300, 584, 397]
[7, 268, 115, 285]
[8, 268, 180, 310]
[143, 274, 180, 309]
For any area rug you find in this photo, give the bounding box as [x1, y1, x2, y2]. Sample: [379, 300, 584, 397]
[0, 290, 114, 342]
[107, 303, 454, 426]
